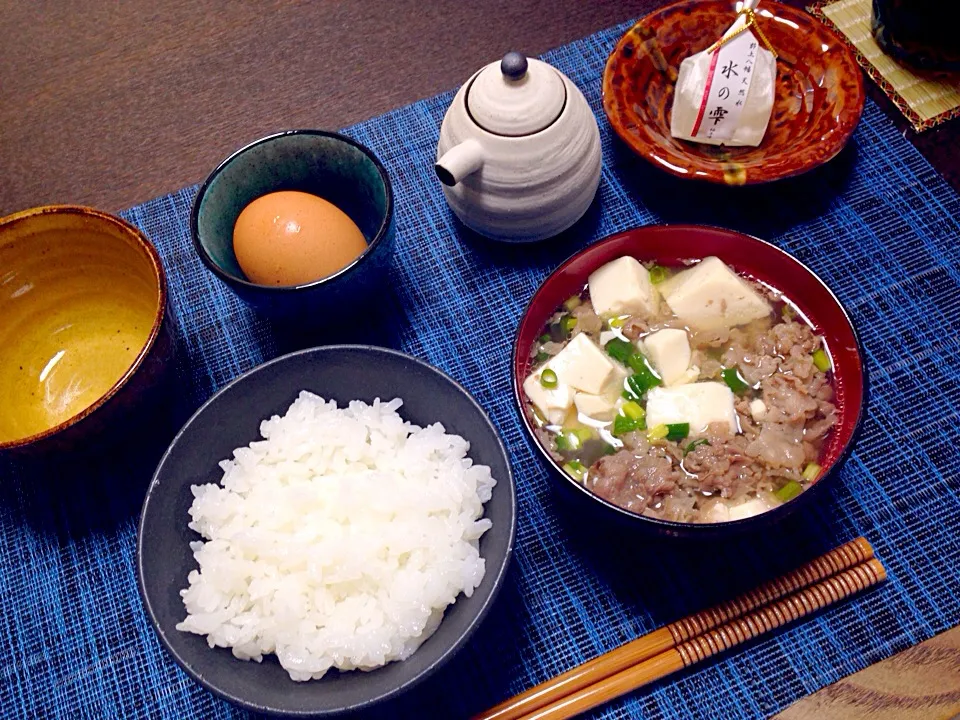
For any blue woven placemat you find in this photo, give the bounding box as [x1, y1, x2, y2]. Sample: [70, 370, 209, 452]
[3, 19, 960, 720]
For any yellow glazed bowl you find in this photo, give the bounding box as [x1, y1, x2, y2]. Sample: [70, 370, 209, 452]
[0, 206, 172, 453]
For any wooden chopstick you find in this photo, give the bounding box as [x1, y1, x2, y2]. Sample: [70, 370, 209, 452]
[474, 537, 875, 720]
[515, 558, 887, 720]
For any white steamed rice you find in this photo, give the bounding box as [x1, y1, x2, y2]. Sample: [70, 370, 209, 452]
[175, 392, 496, 681]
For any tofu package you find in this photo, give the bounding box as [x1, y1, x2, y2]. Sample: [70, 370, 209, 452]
[670, 0, 777, 147]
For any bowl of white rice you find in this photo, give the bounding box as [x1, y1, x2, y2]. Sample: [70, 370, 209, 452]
[136, 345, 515, 716]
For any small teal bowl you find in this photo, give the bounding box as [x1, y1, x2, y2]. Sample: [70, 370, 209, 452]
[191, 130, 395, 320]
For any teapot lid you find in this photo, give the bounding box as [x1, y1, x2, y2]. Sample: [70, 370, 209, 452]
[466, 52, 566, 136]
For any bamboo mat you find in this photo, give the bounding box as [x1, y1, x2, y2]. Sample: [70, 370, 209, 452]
[810, 0, 960, 131]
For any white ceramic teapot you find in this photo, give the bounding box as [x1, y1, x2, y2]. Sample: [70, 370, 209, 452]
[435, 52, 602, 243]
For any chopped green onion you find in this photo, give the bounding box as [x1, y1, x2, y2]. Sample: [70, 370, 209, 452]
[602, 443, 618, 456]
[812, 349, 831, 372]
[608, 315, 627, 329]
[625, 374, 651, 400]
[665, 423, 689, 441]
[613, 414, 642, 436]
[646, 423, 669, 441]
[539, 333, 551, 343]
[540, 369, 558, 388]
[802, 462, 822, 481]
[647, 422, 688, 441]
[562, 460, 586, 481]
[563, 295, 582, 311]
[684, 438, 710, 455]
[571, 427, 594, 444]
[555, 433, 572, 451]
[626, 355, 662, 396]
[648, 265, 669, 285]
[721, 366, 752, 394]
[535, 351, 550, 363]
[621, 401, 645, 421]
[561, 315, 577, 334]
[621, 389, 637, 401]
[605, 338, 634, 365]
[775, 480, 804, 503]
[627, 353, 660, 380]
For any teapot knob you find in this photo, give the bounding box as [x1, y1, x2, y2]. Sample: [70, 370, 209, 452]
[500, 52, 528, 80]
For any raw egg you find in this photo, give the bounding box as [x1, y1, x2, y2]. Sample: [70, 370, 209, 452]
[232, 191, 367, 286]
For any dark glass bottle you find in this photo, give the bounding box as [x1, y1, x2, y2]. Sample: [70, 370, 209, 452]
[872, 0, 960, 71]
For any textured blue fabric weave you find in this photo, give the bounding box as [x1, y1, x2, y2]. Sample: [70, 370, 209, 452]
[3, 19, 960, 720]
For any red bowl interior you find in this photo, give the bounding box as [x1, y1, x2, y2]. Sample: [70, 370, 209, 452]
[601, 0, 865, 185]
[513, 225, 864, 521]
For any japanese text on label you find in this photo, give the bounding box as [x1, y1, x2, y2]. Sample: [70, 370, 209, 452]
[692, 29, 760, 141]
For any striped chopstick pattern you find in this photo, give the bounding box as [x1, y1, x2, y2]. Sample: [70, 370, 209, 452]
[665, 537, 874, 645]
[676, 559, 887, 666]
[517, 558, 887, 720]
[475, 538, 879, 720]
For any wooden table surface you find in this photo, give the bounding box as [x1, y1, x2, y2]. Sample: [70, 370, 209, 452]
[1, 0, 957, 217]
[2, 1, 959, 717]
[775, 626, 960, 720]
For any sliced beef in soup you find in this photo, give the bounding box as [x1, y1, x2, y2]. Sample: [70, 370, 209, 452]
[523, 255, 837, 524]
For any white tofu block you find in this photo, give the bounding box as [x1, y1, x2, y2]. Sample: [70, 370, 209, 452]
[523, 371, 574, 425]
[673, 365, 700, 386]
[658, 256, 771, 331]
[574, 392, 616, 421]
[549, 333, 622, 395]
[642, 329, 692, 386]
[728, 497, 774, 521]
[703, 501, 731, 524]
[749, 399, 767, 421]
[645, 382, 738, 434]
[599, 330, 619, 347]
[587, 257, 659, 319]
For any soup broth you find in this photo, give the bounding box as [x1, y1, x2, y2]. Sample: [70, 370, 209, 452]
[523, 256, 837, 524]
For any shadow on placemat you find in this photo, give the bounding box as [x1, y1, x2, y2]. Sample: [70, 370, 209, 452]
[0, 385, 192, 542]
[610, 136, 860, 240]
[264, 281, 412, 357]
[453, 191, 605, 269]
[554, 498, 852, 630]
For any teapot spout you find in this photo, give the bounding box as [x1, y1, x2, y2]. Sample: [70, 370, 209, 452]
[435, 140, 484, 187]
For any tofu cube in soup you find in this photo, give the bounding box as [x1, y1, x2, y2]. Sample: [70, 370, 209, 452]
[598, 329, 619, 346]
[642, 328, 693, 386]
[659, 256, 771, 330]
[524, 253, 837, 525]
[588, 256, 659, 318]
[523, 371, 574, 425]
[524, 334, 622, 423]
[574, 392, 617, 421]
[646, 382, 737, 434]
[703, 500, 731, 523]
[547, 333, 623, 395]
[727, 497, 774, 521]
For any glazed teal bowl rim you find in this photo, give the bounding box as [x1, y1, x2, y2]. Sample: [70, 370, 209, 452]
[190, 129, 394, 293]
[0, 204, 169, 452]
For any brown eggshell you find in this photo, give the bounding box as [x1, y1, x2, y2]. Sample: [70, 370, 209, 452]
[233, 191, 368, 286]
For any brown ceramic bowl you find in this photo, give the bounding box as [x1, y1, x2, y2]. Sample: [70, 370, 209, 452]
[0, 206, 174, 455]
[602, 0, 865, 185]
